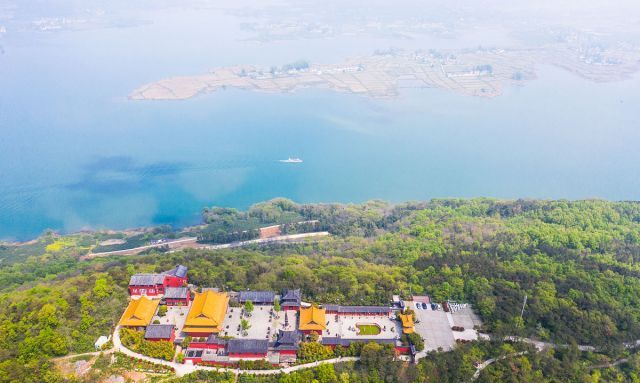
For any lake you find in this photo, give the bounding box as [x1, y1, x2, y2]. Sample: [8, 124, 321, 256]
[1, 5, 639, 240]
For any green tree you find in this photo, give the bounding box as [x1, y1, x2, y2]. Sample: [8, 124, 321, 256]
[245, 300, 254, 316]
[241, 318, 251, 333]
[274, 298, 281, 312]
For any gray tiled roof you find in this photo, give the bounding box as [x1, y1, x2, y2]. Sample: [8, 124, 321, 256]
[144, 324, 174, 339]
[280, 289, 301, 305]
[185, 349, 203, 358]
[321, 337, 396, 347]
[320, 337, 345, 346]
[164, 265, 188, 278]
[324, 305, 392, 314]
[164, 287, 189, 299]
[238, 290, 275, 304]
[227, 339, 269, 354]
[273, 330, 300, 350]
[129, 274, 165, 286]
[205, 334, 227, 345]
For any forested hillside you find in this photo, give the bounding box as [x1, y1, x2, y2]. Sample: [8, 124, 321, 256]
[2, 198, 640, 382]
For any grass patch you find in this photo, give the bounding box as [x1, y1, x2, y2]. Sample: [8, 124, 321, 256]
[356, 324, 381, 336]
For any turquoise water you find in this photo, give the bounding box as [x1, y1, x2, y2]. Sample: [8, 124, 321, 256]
[1, 7, 639, 240]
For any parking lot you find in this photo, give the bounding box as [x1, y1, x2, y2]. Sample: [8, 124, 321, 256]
[450, 307, 483, 341]
[451, 306, 482, 329]
[413, 308, 456, 352]
[409, 300, 483, 355]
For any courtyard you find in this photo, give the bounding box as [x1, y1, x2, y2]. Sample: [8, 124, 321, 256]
[222, 305, 298, 341]
[152, 304, 190, 339]
[325, 314, 401, 341]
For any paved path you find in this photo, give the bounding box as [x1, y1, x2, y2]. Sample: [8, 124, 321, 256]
[64, 330, 640, 379]
[113, 325, 357, 377]
[505, 336, 596, 352]
[473, 346, 639, 380]
[588, 357, 629, 370]
[53, 349, 114, 361]
[83, 232, 330, 259]
[82, 237, 199, 259]
[470, 335, 640, 381]
[195, 232, 330, 251]
[471, 351, 528, 381]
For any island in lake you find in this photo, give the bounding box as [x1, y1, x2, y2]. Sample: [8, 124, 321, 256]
[131, 43, 640, 101]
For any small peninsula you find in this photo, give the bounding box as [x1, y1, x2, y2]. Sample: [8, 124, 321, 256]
[131, 45, 640, 101]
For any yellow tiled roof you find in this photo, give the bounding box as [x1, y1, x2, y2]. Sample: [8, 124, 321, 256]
[118, 296, 160, 327]
[184, 291, 229, 333]
[299, 306, 326, 331]
[399, 313, 415, 334]
[182, 326, 219, 333]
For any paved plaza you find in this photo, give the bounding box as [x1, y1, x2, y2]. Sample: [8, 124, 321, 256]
[222, 306, 298, 340]
[413, 308, 457, 351]
[153, 304, 190, 335]
[325, 314, 401, 341]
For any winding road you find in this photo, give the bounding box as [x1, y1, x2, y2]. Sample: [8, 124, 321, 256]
[60, 329, 638, 380]
[471, 351, 528, 381]
[82, 232, 330, 260]
[112, 325, 358, 377]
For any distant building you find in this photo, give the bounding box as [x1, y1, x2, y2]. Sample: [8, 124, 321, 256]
[145, 324, 175, 343]
[128, 265, 188, 296]
[238, 290, 275, 305]
[183, 291, 229, 336]
[259, 225, 281, 239]
[411, 295, 431, 304]
[118, 296, 160, 329]
[298, 306, 326, 335]
[164, 286, 191, 306]
[281, 289, 301, 311]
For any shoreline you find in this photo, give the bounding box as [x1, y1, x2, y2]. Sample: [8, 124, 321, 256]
[129, 47, 640, 102]
[1, 197, 635, 247]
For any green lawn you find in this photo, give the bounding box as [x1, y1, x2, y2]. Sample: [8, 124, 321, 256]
[357, 324, 381, 335]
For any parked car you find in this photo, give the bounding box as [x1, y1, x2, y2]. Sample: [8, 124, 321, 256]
[421, 303, 428, 309]
[415, 302, 421, 309]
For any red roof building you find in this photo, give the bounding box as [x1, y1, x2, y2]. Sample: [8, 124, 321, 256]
[128, 265, 188, 297]
[164, 287, 191, 306]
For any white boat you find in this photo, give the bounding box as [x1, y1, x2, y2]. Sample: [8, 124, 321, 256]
[279, 157, 303, 163]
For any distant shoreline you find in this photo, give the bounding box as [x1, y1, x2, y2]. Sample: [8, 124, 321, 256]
[130, 47, 640, 102]
[2, 197, 638, 247]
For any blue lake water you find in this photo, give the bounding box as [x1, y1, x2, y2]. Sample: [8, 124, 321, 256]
[1, 7, 639, 240]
